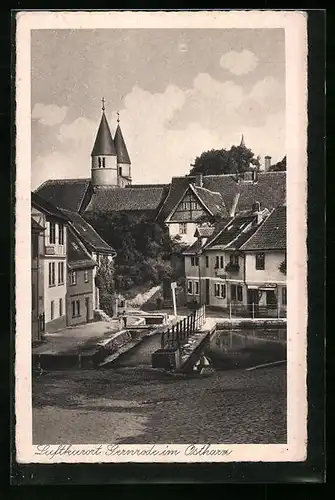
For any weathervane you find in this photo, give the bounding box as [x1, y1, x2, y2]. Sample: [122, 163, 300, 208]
[101, 97, 106, 112]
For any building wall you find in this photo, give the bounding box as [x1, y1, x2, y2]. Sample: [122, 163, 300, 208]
[31, 228, 45, 343]
[43, 217, 67, 331]
[117, 162, 131, 182]
[168, 222, 198, 245]
[67, 267, 94, 326]
[245, 251, 286, 284]
[92, 155, 118, 186]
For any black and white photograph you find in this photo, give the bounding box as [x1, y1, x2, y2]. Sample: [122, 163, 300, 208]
[15, 10, 308, 464]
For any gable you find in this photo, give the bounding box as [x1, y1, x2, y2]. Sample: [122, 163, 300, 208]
[168, 188, 210, 222]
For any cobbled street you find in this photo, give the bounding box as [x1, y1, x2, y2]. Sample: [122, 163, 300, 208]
[33, 359, 286, 444]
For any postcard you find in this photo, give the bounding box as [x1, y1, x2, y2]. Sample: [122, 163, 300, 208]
[15, 10, 308, 464]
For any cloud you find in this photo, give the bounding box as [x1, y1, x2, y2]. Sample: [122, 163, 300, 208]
[219, 50, 259, 75]
[32, 103, 68, 126]
[32, 74, 285, 188]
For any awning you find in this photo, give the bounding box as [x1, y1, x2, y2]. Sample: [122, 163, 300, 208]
[247, 284, 278, 290]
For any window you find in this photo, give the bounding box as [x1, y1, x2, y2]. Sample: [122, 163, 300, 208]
[214, 283, 226, 298]
[231, 284, 237, 300]
[71, 301, 76, 318]
[84, 269, 89, 283]
[49, 222, 56, 244]
[282, 287, 287, 306]
[220, 256, 224, 268]
[194, 281, 199, 295]
[50, 300, 55, 320]
[179, 223, 187, 235]
[190, 200, 200, 210]
[205, 256, 209, 268]
[102, 157, 106, 168]
[76, 300, 80, 316]
[187, 280, 193, 295]
[59, 224, 64, 245]
[191, 256, 199, 266]
[48, 262, 55, 286]
[237, 285, 243, 302]
[255, 253, 265, 270]
[58, 262, 64, 284]
[59, 298, 63, 317]
[70, 271, 77, 285]
[215, 256, 220, 268]
[118, 166, 122, 176]
[230, 254, 239, 265]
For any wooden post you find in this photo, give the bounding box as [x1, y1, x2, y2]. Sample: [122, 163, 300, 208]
[229, 302, 232, 320]
[252, 302, 255, 320]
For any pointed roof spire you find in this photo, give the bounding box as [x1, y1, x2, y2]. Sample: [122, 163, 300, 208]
[91, 99, 116, 156]
[240, 134, 245, 147]
[114, 112, 131, 164]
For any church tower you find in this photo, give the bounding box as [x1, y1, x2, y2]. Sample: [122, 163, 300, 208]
[91, 99, 118, 188]
[114, 112, 132, 188]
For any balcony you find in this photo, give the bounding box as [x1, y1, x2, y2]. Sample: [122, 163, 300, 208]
[225, 262, 240, 273]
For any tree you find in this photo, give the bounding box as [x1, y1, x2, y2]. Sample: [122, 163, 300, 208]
[95, 256, 115, 316]
[269, 156, 286, 172]
[189, 144, 261, 176]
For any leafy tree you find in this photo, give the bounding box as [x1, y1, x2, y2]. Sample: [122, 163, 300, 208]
[269, 156, 286, 172]
[95, 255, 115, 316]
[189, 144, 261, 176]
[85, 211, 185, 296]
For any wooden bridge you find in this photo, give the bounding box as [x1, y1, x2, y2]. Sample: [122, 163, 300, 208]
[151, 305, 216, 373]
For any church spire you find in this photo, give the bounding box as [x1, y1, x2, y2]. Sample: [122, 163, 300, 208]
[240, 134, 245, 147]
[91, 99, 116, 157]
[114, 112, 131, 166]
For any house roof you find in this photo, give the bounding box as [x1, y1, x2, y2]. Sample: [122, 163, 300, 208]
[202, 171, 286, 214]
[182, 238, 204, 256]
[31, 218, 45, 232]
[194, 226, 215, 238]
[31, 192, 68, 222]
[35, 178, 92, 212]
[157, 172, 285, 222]
[60, 208, 115, 255]
[240, 205, 286, 251]
[204, 214, 258, 250]
[192, 185, 228, 217]
[67, 229, 97, 270]
[114, 123, 131, 165]
[91, 111, 116, 156]
[85, 186, 168, 213]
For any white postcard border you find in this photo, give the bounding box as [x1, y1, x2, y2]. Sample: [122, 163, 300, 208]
[15, 10, 308, 464]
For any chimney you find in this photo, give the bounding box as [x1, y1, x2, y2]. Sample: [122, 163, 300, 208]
[264, 156, 271, 171]
[195, 173, 203, 188]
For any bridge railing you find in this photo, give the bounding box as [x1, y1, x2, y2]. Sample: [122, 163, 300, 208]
[161, 305, 206, 350]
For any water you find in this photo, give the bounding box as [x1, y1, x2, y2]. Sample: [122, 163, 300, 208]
[205, 328, 287, 370]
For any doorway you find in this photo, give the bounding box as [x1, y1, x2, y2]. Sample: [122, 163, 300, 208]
[247, 289, 259, 317]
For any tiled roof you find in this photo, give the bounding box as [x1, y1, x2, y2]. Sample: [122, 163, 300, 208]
[67, 230, 96, 269]
[85, 186, 168, 213]
[182, 238, 203, 255]
[35, 178, 92, 212]
[31, 218, 45, 232]
[60, 208, 115, 254]
[31, 192, 68, 222]
[240, 206, 286, 251]
[202, 171, 286, 214]
[195, 226, 215, 238]
[205, 214, 257, 250]
[192, 185, 228, 217]
[91, 112, 116, 156]
[157, 172, 285, 222]
[114, 124, 131, 164]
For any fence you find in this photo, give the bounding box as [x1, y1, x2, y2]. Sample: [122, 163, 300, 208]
[222, 303, 287, 319]
[161, 305, 206, 350]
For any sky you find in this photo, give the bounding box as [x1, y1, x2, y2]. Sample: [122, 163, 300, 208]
[31, 28, 286, 189]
